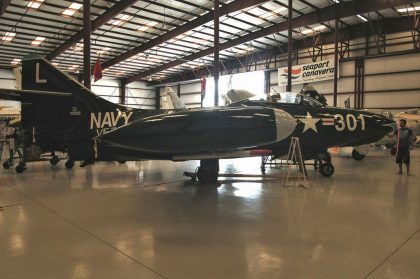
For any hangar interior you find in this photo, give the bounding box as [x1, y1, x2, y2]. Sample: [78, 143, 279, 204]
[0, 0, 419, 278]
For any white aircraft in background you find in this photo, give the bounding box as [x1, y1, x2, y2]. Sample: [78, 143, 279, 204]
[160, 87, 187, 110]
[332, 108, 419, 160]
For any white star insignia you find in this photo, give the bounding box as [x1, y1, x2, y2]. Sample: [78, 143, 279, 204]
[299, 112, 321, 133]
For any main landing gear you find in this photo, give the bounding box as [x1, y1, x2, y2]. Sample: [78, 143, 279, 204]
[2, 146, 26, 173]
[15, 162, 27, 173]
[65, 159, 75, 169]
[315, 152, 334, 177]
[3, 159, 27, 173]
[49, 153, 60, 166]
[184, 159, 219, 183]
[351, 149, 365, 161]
[3, 158, 13, 169]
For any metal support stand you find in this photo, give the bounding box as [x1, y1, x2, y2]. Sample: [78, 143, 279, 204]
[281, 137, 307, 189]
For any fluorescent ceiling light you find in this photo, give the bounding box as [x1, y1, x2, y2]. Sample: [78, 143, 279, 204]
[11, 58, 21, 65]
[62, 9, 75, 16]
[2, 32, 16, 41]
[111, 14, 132, 26]
[72, 42, 83, 52]
[356, 14, 368, 22]
[62, 3, 82, 16]
[397, 6, 420, 13]
[301, 25, 327, 35]
[31, 36, 46, 46]
[313, 25, 327, 31]
[301, 29, 313, 35]
[27, 0, 44, 9]
[138, 21, 158, 32]
[97, 47, 111, 55]
[62, 3, 83, 16]
[69, 3, 83, 10]
[68, 65, 79, 72]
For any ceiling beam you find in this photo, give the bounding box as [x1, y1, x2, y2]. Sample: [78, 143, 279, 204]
[101, 0, 271, 69]
[127, 0, 414, 84]
[151, 16, 416, 85]
[46, 0, 138, 60]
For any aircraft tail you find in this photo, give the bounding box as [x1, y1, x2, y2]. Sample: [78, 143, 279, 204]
[17, 55, 131, 161]
[21, 55, 121, 111]
[161, 87, 187, 110]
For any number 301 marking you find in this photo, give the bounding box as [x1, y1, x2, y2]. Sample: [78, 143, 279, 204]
[334, 114, 365, 131]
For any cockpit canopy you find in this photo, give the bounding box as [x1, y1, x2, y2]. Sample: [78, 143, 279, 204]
[267, 92, 324, 107]
[224, 89, 325, 107]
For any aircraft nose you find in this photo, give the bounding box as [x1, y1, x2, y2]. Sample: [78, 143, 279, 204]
[378, 114, 395, 134]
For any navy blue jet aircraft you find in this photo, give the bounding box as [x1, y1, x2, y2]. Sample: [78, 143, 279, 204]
[0, 56, 394, 182]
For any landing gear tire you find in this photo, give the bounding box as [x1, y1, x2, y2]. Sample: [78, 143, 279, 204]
[15, 162, 27, 173]
[352, 149, 365, 161]
[117, 160, 126, 164]
[65, 159, 75, 169]
[50, 156, 60, 166]
[320, 163, 334, 177]
[3, 159, 13, 169]
[197, 159, 219, 184]
[197, 167, 218, 184]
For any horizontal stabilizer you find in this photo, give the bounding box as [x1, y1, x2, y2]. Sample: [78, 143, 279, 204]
[0, 88, 72, 101]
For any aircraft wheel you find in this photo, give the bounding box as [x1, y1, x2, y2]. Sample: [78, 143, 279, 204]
[196, 159, 219, 184]
[15, 163, 27, 173]
[320, 163, 334, 177]
[197, 167, 218, 184]
[3, 159, 13, 169]
[65, 160, 75, 169]
[352, 149, 365, 161]
[117, 160, 126, 164]
[50, 156, 60, 166]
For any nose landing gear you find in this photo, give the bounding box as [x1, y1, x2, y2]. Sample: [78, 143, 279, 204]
[316, 152, 334, 177]
[49, 153, 60, 165]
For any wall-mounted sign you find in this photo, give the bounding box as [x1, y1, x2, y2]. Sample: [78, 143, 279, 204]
[278, 60, 337, 86]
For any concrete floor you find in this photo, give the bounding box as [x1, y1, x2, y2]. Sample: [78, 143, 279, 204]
[0, 148, 419, 279]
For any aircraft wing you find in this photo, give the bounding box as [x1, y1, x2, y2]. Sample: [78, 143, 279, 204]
[0, 88, 72, 101]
